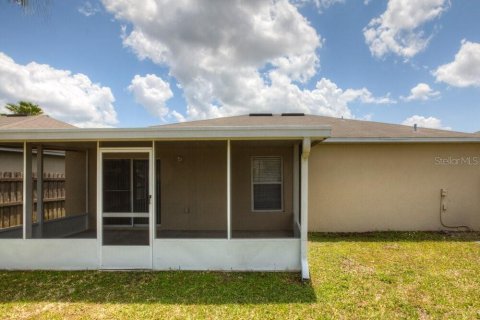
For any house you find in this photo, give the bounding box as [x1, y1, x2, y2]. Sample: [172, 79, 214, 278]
[0, 114, 74, 173]
[0, 113, 479, 279]
[0, 115, 76, 234]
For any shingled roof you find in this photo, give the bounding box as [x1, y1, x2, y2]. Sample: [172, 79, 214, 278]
[0, 115, 75, 129]
[154, 114, 476, 139]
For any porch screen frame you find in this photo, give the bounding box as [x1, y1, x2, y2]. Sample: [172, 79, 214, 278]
[102, 158, 149, 225]
[97, 147, 154, 248]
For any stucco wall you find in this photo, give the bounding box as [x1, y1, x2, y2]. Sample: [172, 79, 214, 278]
[309, 143, 480, 232]
[88, 147, 97, 230]
[65, 151, 87, 217]
[155, 141, 227, 231]
[231, 143, 294, 232]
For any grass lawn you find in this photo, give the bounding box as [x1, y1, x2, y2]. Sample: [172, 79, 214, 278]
[0, 232, 479, 319]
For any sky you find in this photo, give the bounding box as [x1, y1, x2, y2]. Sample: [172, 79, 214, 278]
[0, 0, 479, 132]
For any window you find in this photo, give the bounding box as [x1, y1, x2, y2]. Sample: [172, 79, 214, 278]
[252, 156, 283, 211]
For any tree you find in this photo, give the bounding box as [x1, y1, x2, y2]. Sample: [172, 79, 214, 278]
[9, 0, 50, 15]
[5, 101, 44, 115]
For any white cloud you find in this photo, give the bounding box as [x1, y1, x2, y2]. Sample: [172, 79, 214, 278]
[434, 40, 480, 87]
[402, 115, 450, 130]
[128, 74, 173, 119]
[78, 1, 101, 17]
[103, 0, 392, 121]
[342, 87, 396, 104]
[363, 0, 449, 59]
[402, 83, 440, 101]
[0, 52, 117, 127]
[292, 0, 345, 12]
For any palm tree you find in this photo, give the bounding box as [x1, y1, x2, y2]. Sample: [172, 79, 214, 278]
[10, 0, 49, 14]
[5, 101, 44, 115]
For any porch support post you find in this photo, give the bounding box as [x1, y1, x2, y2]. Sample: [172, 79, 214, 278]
[23, 142, 33, 239]
[36, 145, 44, 238]
[300, 137, 311, 280]
[96, 141, 102, 265]
[85, 149, 89, 230]
[293, 143, 300, 237]
[227, 139, 231, 239]
[151, 140, 156, 241]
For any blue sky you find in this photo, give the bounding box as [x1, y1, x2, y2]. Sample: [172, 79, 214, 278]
[0, 0, 479, 132]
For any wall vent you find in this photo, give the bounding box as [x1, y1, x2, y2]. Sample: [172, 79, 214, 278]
[249, 113, 273, 116]
[281, 113, 304, 116]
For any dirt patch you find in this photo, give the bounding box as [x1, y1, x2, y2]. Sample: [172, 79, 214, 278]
[341, 257, 375, 275]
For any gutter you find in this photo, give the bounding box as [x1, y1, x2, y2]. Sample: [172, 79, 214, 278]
[301, 137, 311, 280]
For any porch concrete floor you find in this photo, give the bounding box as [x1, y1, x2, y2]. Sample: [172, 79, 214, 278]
[66, 229, 295, 244]
[157, 230, 294, 239]
[232, 230, 294, 238]
[156, 230, 226, 238]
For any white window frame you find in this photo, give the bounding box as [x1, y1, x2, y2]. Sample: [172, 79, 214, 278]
[251, 156, 284, 213]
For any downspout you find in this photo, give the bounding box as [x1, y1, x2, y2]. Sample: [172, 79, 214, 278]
[300, 137, 311, 280]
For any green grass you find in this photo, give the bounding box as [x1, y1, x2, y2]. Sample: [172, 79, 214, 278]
[1, 232, 479, 319]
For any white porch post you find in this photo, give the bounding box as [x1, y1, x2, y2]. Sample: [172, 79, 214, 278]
[300, 137, 311, 280]
[36, 145, 44, 238]
[151, 141, 156, 243]
[23, 142, 33, 239]
[227, 139, 231, 239]
[293, 143, 300, 237]
[96, 141, 102, 265]
[85, 150, 89, 230]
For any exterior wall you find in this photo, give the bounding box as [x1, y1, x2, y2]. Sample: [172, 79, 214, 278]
[309, 143, 480, 232]
[0, 239, 99, 270]
[155, 141, 227, 231]
[153, 239, 300, 271]
[65, 151, 87, 217]
[88, 147, 97, 230]
[231, 144, 294, 231]
[0, 238, 299, 271]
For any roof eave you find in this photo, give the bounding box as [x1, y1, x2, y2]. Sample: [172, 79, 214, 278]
[323, 137, 480, 143]
[0, 125, 331, 142]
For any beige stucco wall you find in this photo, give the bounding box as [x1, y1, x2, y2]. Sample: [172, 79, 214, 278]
[156, 141, 227, 231]
[59, 146, 97, 229]
[231, 144, 294, 232]
[65, 146, 96, 230]
[309, 143, 480, 232]
[87, 147, 97, 230]
[65, 151, 87, 217]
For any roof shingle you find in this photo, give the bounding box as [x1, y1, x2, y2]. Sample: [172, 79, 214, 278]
[0, 115, 75, 129]
[153, 114, 476, 139]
